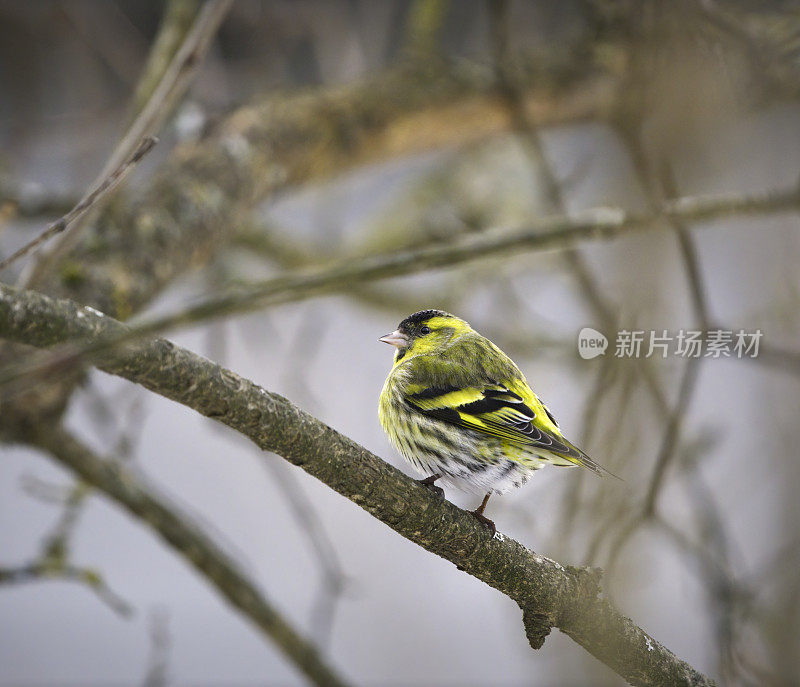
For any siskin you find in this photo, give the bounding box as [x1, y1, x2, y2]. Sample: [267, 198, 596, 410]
[378, 309, 614, 533]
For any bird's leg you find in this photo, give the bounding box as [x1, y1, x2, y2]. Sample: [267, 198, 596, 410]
[470, 493, 496, 535]
[416, 473, 444, 499]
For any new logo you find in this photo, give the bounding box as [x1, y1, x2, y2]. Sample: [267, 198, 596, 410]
[578, 327, 608, 359]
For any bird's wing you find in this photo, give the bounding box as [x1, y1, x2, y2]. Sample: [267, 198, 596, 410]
[404, 381, 605, 474]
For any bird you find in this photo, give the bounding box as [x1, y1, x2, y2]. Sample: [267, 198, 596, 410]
[378, 309, 615, 533]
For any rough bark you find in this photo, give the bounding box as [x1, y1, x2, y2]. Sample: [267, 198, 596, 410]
[0, 283, 716, 687]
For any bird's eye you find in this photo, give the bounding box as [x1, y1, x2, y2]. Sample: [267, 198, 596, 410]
[420, 326, 431, 335]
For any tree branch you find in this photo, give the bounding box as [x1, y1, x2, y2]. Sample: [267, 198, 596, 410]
[0, 136, 157, 273]
[32, 58, 615, 320]
[0, 35, 621, 432]
[126, 0, 202, 120]
[19, 424, 349, 687]
[0, 561, 133, 617]
[18, 0, 233, 288]
[1, 185, 797, 394]
[0, 283, 716, 687]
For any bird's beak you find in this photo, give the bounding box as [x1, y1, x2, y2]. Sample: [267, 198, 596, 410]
[378, 330, 409, 349]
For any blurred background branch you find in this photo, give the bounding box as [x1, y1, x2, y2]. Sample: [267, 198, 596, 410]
[0, 183, 797, 400]
[1, 2, 799, 685]
[23, 422, 350, 687]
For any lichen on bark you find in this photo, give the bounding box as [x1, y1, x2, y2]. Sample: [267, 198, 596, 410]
[0, 283, 715, 687]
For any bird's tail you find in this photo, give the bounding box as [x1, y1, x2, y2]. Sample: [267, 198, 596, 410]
[555, 438, 622, 480]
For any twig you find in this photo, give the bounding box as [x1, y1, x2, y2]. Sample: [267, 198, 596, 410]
[629, 147, 711, 518]
[93, 0, 232, 183]
[20, 473, 76, 504]
[142, 607, 172, 687]
[3, 386, 151, 620]
[270, 308, 348, 649]
[0, 562, 133, 617]
[128, 0, 203, 120]
[25, 424, 350, 687]
[0, 188, 80, 219]
[0, 136, 157, 273]
[675, 456, 757, 683]
[580, 364, 645, 565]
[262, 457, 348, 650]
[657, 160, 712, 330]
[559, 355, 618, 538]
[0, 186, 798, 397]
[18, 0, 232, 288]
[592, 112, 715, 579]
[41, 481, 91, 558]
[1, 475, 119, 616]
[693, 0, 790, 97]
[488, 2, 629, 552]
[232, 221, 463, 317]
[0, 284, 717, 687]
[487, 0, 619, 333]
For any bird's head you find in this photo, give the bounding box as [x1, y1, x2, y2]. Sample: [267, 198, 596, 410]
[379, 309, 470, 364]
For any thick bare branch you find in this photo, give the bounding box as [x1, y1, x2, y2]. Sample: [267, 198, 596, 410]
[0, 283, 716, 687]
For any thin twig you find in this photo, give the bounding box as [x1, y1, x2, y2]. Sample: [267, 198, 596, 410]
[487, 0, 618, 332]
[18, 0, 232, 288]
[630, 148, 710, 518]
[592, 116, 715, 578]
[27, 424, 350, 687]
[643, 358, 702, 516]
[93, 0, 232, 183]
[488, 1, 629, 552]
[559, 355, 617, 538]
[0, 188, 80, 219]
[142, 607, 172, 687]
[262, 457, 348, 650]
[0, 136, 157, 273]
[2, 386, 150, 621]
[20, 473, 76, 504]
[0, 186, 798, 397]
[0, 562, 133, 617]
[640, 164, 707, 517]
[128, 0, 203, 120]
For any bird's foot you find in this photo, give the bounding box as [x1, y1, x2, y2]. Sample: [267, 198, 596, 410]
[416, 474, 444, 499]
[470, 510, 496, 536]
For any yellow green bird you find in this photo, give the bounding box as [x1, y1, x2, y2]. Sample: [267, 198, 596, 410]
[378, 309, 613, 532]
